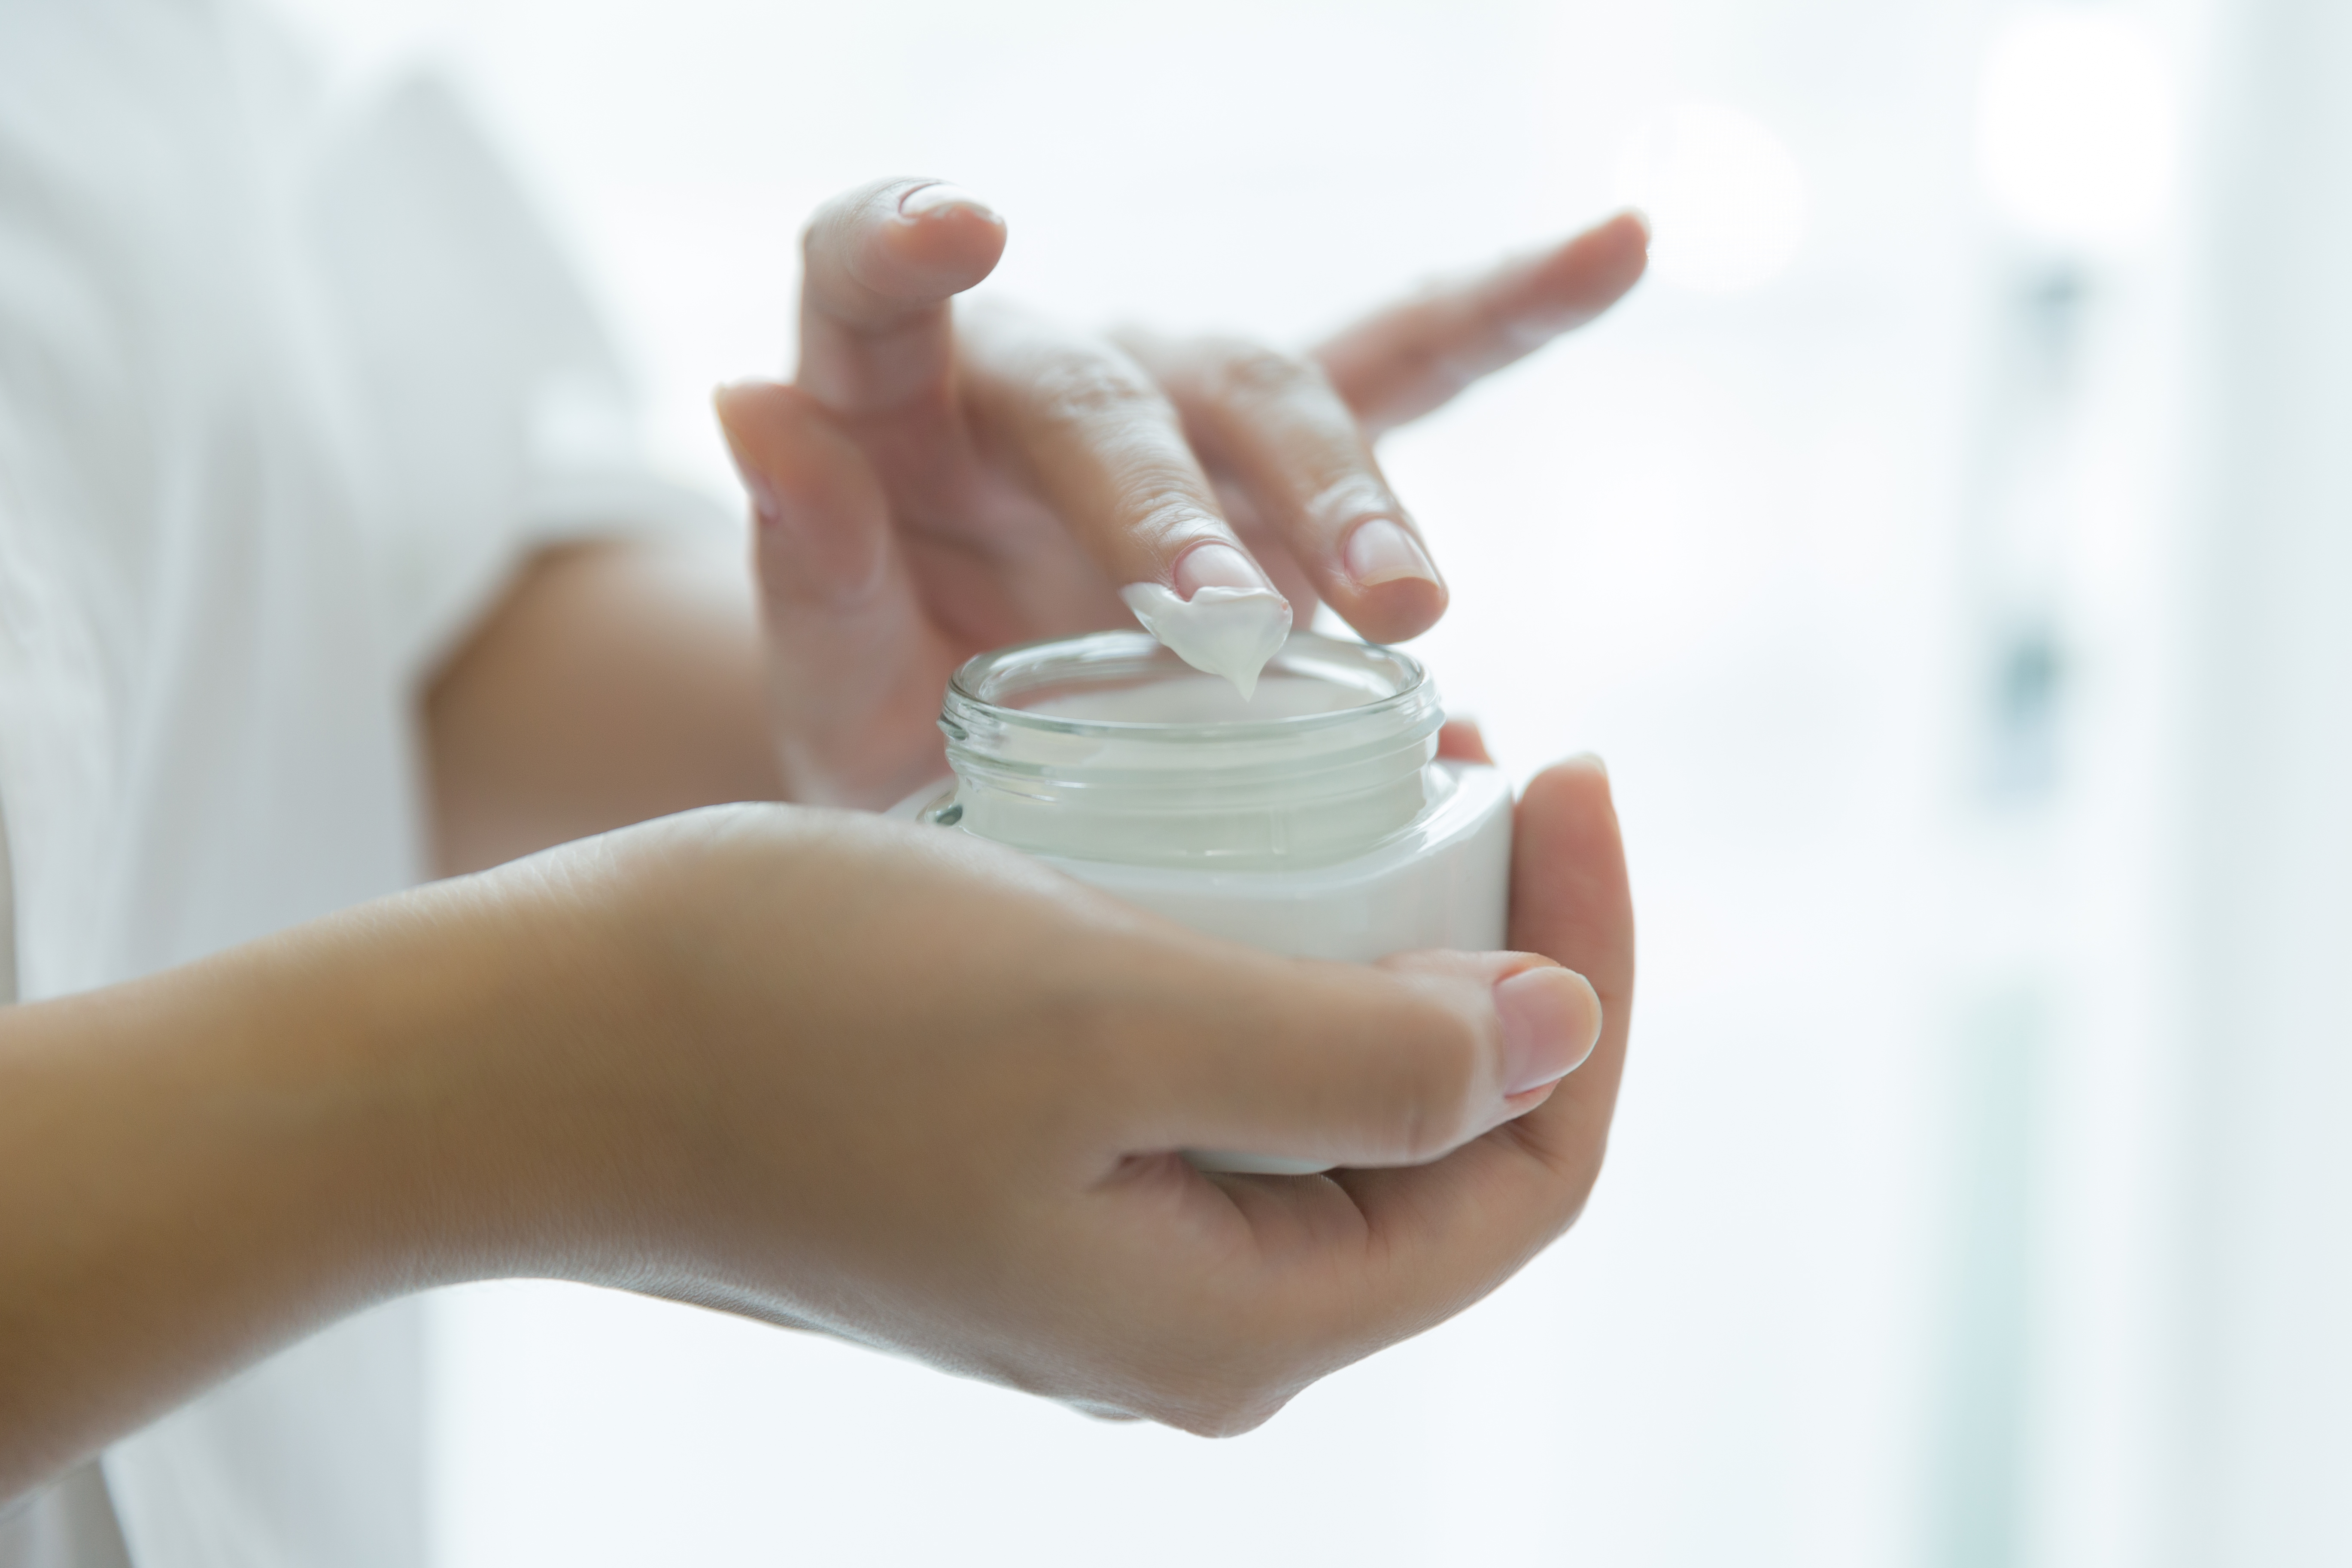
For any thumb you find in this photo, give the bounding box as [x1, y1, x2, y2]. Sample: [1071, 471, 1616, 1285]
[714, 380, 952, 808]
[1128, 949, 1603, 1172]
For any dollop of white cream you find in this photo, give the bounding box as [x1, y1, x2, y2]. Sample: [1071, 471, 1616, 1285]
[1118, 583, 1293, 700]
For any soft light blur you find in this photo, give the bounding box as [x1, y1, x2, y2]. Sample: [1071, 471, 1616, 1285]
[1615, 102, 1813, 292]
[1977, 10, 2179, 250]
[268, 0, 2348, 1563]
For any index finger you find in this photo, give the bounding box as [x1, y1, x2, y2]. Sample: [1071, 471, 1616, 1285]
[796, 176, 1008, 415]
[1317, 758, 1634, 1325]
[1315, 211, 1650, 436]
[957, 306, 1295, 681]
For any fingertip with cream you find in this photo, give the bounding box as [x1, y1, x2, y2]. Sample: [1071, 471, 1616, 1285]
[1120, 542, 1293, 701]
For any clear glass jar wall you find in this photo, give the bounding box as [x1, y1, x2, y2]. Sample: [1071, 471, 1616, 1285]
[897, 630, 1513, 965]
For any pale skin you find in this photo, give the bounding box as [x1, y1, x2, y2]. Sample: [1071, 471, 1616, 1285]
[0, 179, 1644, 1502]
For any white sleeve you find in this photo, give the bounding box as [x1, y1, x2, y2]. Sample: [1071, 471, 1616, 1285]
[300, 72, 731, 682]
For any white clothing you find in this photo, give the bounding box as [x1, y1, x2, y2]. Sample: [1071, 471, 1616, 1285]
[0, 1, 722, 1562]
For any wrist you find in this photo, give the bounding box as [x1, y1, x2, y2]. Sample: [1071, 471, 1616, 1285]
[325, 842, 687, 1285]
[68, 843, 676, 1308]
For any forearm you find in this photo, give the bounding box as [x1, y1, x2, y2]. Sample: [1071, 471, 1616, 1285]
[3, 528, 801, 1488]
[425, 537, 782, 875]
[0, 867, 635, 1504]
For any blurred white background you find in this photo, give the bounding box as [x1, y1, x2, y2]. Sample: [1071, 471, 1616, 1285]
[270, 0, 2351, 1562]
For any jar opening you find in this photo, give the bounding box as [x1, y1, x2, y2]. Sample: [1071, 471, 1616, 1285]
[948, 631, 1420, 737]
[1019, 671, 1367, 724]
[936, 632, 1446, 869]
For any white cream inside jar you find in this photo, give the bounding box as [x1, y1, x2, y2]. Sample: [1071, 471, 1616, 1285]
[891, 631, 1515, 1176]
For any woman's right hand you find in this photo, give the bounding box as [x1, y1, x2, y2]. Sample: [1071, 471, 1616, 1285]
[447, 786, 1622, 1429]
[0, 766, 1627, 1501]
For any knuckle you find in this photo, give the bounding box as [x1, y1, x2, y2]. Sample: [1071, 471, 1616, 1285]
[1145, 1360, 1295, 1438]
[1022, 944, 1207, 1131]
[1207, 341, 1320, 404]
[1127, 496, 1226, 559]
[1185, 1388, 1290, 1438]
[1026, 352, 1166, 429]
[1118, 1285, 1310, 1436]
[1396, 1009, 1486, 1161]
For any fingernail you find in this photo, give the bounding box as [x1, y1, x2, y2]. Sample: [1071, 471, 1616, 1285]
[1570, 750, 1608, 779]
[1173, 541, 1274, 599]
[1343, 518, 1440, 591]
[1495, 967, 1601, 1096]
[739, 471, 780, 529]
[899, 181, 998, 222]
[711, 388, 780, 528]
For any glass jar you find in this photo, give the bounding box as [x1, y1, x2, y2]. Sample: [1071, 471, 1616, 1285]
[891, 630, 1514, 1173]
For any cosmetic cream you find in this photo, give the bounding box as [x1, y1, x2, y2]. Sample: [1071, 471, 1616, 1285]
[891, 630, 1513, 1175]
[1116, 580, 1292, 698]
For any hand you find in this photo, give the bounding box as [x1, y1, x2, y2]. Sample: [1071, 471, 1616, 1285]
[449, 755, 1630, 1433]
[0, 759, 1626, 1491]
[714, 179, 1647, 809]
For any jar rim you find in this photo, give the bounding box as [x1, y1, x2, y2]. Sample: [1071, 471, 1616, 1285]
[944, 629, 1427, 739]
